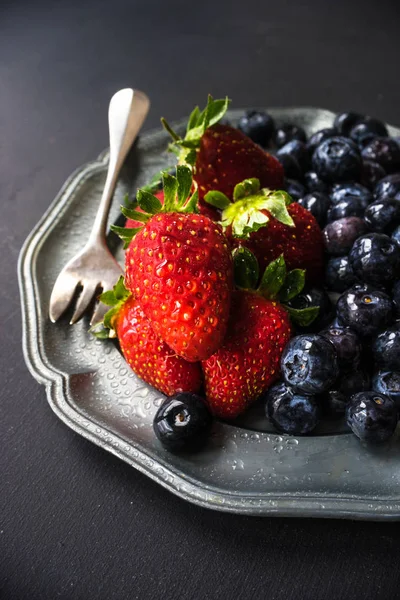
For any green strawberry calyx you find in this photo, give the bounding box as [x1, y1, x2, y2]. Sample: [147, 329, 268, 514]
[205, 178, 294, 238]
[111, 165, 198, 248]
[91, 276, 131, 339]
[233, 247, 319, 327]
[161, 95, 230, 166]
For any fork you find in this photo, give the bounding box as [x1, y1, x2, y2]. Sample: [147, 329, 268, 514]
[49, 88, 150, 326]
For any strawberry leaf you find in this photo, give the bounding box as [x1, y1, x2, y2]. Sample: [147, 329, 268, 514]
[184, 149, 197, 166]
[205, 96, 230, 128]
[204, 190, 231, 210]
[233, 178, 260, 201]
[279, 269, 306, 303]
[121, 206, 150, 223]
[160, 118, 180, 142]
[114, 276, 130, 301]
[258, 255, 287, 299]
[162, 172, 179, 211]
[99, 290, 117, 306]
[177, 165, 193, 206]
[91, 323, 111, 339]
[232, 247, 259, 289]
[141, 167, 176, 193]
[187, 106, 201, 132]
[136, 190, 162, 214]
[285, 305, 319, 327]
[110, 224, 142, 248]
[181, 190, 199, 214]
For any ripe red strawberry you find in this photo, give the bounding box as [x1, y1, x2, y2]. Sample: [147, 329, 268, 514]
[95, 278, 202, 395]
[206, 178, 324, 283]
[161, 96, 284, 216]
[113, 166, 233, 362]
[202, 290, 291, 419]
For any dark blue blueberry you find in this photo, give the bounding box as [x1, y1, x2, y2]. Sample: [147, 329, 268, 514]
[346, 391, 398, 443]
[373, 324, 400, 371]
[275, 123, 307, 148]
[322, 370, 370, 419]
[392, 225, 400, 246]
[362, 137, 400, 173]
[336, 283, 393, 337]
[285, 179, 306, 201]
[304, 171, 330, 193]
[374, 173, 400, 201]
[277, 139, 310, 173]
[372, 371, 400, 410]
[321, 327, 362, 371]
[392, 280, 400, 316]
[153, 393, 212, 452]
[327, 197, 367, 223]
[349, 233, 400, 287]
[312, 136, 362, 183]
[237, 110, 275, 147]
[265, 381, 320, 434]
[333, 111, 363, 136]
[364, 199, 400, 233]
[285, 287, 333, 332]
[325, 256, 357, 292]
[350, 117, 388, 146]
[330, 182, 372, 205]
[307, 128, 337, 156]
[276, 153, 302, 181]
[281, 334, 339, 394]
[361, 160, 386, 190]
[323, 217, 367, 255]
[296, 192, 331, 227]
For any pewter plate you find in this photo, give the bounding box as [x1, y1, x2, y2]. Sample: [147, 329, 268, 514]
[19, 107, 400, 520]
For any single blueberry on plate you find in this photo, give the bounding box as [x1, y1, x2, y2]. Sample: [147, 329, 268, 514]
[336, 283, 393, 337]
[238, 110, 275, 147]
[297, 192, 331, 227]
[265, 381, 320, 434]
[374, 173, 400, 201]
[307, 128, 337, 156]
[285, 287, 333, 332]
[281, 334, 339, 394]
[276, 153, 302, 181]
[312, 137, 362, 183]
[153, 393, 213, 452]
[361, 160, 386, 190]
[349, 233, 400, 287]
[304, 171, 329, 194]
[364, 199, 400, 233]
[285, 178, 306, 201]
[322, 370, 370, 419]
[362, 137, 400, 173]
[327, 198, 367, 223]
[275, 123, 307, 148]
[330, 182, 372, 205]
[392, 226, 400, 246]
[325, 256, 357, 292]
[277, 139, 310, 173]
[350, 117, 388, 145]
[346, 391, 398, 443]
[321, 327, 362, 371]
[333, 111, 364, 136]
[372, 371, 400, 410]
[323, 217, 367, 255]
[373, 324, 400, 371]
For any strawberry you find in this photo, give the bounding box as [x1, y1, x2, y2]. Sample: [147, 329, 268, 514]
[94, 277, 202, 396]
[112, 166, 233, 362]
[161, 96, 284, 216]
[205, 178, 324, 283]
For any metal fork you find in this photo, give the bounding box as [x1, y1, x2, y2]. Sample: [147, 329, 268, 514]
[49, 88, 150, 326]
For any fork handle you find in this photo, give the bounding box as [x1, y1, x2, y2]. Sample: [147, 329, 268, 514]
[88, 89, 150, 243]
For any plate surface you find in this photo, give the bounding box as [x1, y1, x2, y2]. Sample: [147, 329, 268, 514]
[19, 107, 400, 519]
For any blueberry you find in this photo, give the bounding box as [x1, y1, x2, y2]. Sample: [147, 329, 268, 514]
[392, 226, 400, 246]
[304, 171, 330, 194]
[336, 283, 393, 337]
[277, 140, 310, 173]
[362, 137, 400, 173]
[153, 393, 213, 452]
[321, 326, 362, 371]
[275, 123, 307, 148]
[323, 217, 367, 255]
[277, 153, 303, 181]
[265, 381, 320, 434]
[346, 391, 398, 443]
[392, 280, 400, 316]
[285, 287, 334, 332]
[361, 160, 386, 190]
[281, 334, 339, 394]
[327, 197, 367, 223]
[364, 199, 400, 233]
[372, 371, 400, 410]
[349, 233, 400, 287]
[325, 256, 357, 292]
[333, 111, 364, 136]
[297, 192, 331, 227]
[350, 117, 388, 146]
[330, 182, 372, 205]
[312, 136, 362, 183]
[373, 324, 400, 371]
[237, 110, 275, 147]
[285, 178, 306, 201]
[307, 128, 337, 156]
[374, 173, 400, 201]
[322, 370, 370, 419]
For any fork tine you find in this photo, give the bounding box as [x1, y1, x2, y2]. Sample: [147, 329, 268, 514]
[90, 299, 109, 327]
[49, 276, 78, 323]
[70, 284, 97, 324]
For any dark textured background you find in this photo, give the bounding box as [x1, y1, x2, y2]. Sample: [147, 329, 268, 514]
[2, 1, 400, 598]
